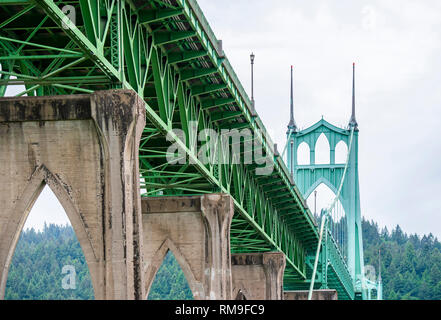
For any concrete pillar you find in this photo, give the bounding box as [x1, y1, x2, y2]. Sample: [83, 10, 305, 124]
[0, 90, 146, 300]
[231, 252, 286, 300]
[284, 289, 338, 300]
[142, 194, 234, 300]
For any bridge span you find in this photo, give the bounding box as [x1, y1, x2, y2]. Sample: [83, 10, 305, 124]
[0, 0, 380, 300]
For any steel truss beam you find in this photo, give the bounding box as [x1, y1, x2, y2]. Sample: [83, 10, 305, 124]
[0, 0, 329, 288]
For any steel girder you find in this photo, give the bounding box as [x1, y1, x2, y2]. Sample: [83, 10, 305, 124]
[0, 0, 321, 285]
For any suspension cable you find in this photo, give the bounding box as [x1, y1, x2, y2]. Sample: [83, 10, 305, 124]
[282, 128, 294, 160]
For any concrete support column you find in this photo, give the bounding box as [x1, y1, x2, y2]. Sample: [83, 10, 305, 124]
[91, 90, 146, 300]
[0, 90, 146, 300]
[142, 194, 234, 300]
[231, 252, 286, 300]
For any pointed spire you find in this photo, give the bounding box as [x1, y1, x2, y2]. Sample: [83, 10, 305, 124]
[349, 62, 358, 129]
[378, 249, 382, 282]
[287, 65, 297, 131]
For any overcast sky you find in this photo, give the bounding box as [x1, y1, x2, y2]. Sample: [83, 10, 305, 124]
[7, 1, 441, 238]
[196, 0, 441, 238]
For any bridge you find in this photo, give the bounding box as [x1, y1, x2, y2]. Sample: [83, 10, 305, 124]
[0, 0, 381, 300]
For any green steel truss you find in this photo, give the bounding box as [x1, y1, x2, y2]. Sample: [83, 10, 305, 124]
[0, 0, 350, 294]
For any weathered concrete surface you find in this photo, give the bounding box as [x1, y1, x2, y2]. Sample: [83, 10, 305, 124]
[142, 194, 234, 300]
[231, 252, 285, 300]
[284, 289, 338, 300]
[0, 90, 146, 300]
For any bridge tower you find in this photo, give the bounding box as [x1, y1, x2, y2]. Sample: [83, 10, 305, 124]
[286, 64, 365, 293]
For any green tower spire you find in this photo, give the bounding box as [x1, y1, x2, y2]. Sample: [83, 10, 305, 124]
[349, 63, 358, 129]
[287, 65, 297, 132]
[286, 63, 368, 298]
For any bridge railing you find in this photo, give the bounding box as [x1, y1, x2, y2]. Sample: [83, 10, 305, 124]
[326, 202, 348, 265]
[186, 0, 281, 165]
[186, 0, 254, 119]
[324, 227, 355, 299]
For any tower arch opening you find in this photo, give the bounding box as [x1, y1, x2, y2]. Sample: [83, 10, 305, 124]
[297, 142, 310, 165]
[315, 133, 330, 165]
[335, 140, 349, 164]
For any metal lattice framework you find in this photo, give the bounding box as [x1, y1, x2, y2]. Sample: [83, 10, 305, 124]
[0, 0, 328, 290]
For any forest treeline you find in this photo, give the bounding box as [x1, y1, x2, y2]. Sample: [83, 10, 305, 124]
[4, 224, 192, 300]
[4, 220, 441, 300]
[362, 219, 441, 300]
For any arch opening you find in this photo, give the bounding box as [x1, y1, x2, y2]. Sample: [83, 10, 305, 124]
[148, 250, 193, 300]
[335, 140, 348, 164]
[306, 183, 337, 219]
[297, 142, 310, 165]
[306, 183, 347, 260]
[315, 133, 330, 165]
[4, 185, 94, 300]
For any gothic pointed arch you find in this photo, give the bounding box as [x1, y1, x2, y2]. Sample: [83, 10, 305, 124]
[335, 140, 349, 164]
[0, 164, 99, 299]
[297, 142, 311, 165]
[304, 177, 341, 201]
[144, 238, 201, 299]
[315, 133, 331, 164]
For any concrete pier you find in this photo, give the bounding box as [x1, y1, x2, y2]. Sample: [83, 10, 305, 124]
[231, 252, 286, 300]
[141, 194, 234, 300]
[0, 90, 146, 299]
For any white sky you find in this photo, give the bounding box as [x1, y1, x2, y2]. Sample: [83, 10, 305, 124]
[196, 0, 441, 238]
[4, 1, 441, 238]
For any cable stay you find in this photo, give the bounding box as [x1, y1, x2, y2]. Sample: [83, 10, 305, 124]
[282, 128, 294, 161]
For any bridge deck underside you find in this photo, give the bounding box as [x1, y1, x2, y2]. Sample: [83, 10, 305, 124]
[0, 0, 354, 297]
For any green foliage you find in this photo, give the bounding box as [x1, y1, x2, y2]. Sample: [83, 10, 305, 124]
[363, 219, 441, 300]
[5, 221, 441, 300]
[5, 224, 193, 300]
[147, 251, 193, 300]
[5, 224, 93, 300]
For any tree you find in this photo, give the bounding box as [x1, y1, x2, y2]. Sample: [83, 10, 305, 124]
[363, 218, 441, 300]
[5, 221, 441, 300]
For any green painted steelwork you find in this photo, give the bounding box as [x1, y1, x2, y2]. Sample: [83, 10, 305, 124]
[286, 65, 381, 299]
[0, 0, 327, 292]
